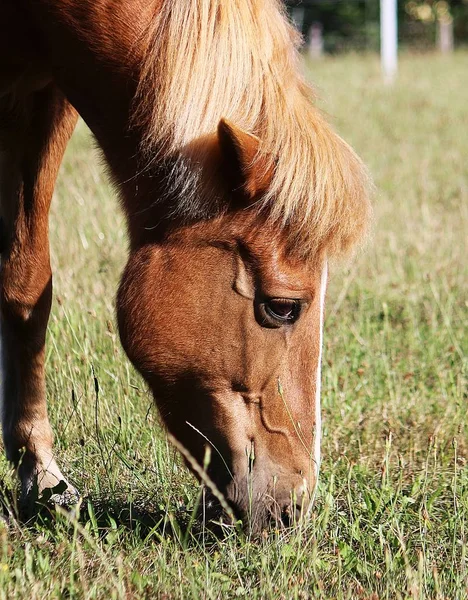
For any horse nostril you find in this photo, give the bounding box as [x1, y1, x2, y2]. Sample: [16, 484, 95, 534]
[280, 503, 303, 528]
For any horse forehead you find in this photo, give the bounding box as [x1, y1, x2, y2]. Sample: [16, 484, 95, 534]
[260, 253, 319, 291]
[239, 235, 321, 292]
[163, 215, 321, 291]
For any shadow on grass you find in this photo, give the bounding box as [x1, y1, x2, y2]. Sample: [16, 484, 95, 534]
[0, 484, 237, 547]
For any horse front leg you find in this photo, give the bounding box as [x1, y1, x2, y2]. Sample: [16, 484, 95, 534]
[0, 84, 78, 508]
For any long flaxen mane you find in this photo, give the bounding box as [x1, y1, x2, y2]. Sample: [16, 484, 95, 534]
[133, 0, 372, 258]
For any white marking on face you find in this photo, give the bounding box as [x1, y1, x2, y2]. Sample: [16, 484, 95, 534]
[313, 261, 328, 482]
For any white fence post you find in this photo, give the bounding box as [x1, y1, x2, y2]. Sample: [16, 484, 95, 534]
[308, 22, 324, 59]
[380, 0, 398, 83]
[437, 18, 454, 54]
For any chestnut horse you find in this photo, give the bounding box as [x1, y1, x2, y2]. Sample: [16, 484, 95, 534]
[0, 0, 371, 530]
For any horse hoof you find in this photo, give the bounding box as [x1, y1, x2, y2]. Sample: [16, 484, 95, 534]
[20, 472, 81, 517]
[38, 480, 81, 511]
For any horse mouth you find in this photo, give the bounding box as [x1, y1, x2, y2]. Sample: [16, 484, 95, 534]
[197, 490, 307, 534]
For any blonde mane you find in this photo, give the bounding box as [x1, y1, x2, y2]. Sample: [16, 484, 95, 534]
[133, 0, 372, 257]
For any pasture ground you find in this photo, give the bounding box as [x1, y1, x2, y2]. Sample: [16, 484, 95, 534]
[0, 52, 467, 599]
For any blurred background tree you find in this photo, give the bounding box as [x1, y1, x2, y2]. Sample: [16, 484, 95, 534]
[285, 0, 468, 53]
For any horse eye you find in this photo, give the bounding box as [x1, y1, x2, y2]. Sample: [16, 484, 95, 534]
[260, 298, 301, 327]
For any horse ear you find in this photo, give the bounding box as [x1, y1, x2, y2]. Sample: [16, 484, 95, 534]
[217, 119, 273, 200]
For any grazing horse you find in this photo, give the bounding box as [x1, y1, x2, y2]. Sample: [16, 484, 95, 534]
[0, 0, 371, 530]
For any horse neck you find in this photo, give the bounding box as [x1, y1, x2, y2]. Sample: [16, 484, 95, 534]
[26, 0, 164, 243]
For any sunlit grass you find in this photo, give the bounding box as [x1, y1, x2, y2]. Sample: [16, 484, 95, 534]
[0, 52, 467, 599]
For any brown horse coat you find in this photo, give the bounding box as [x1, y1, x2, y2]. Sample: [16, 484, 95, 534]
[0, 0, 371, 529]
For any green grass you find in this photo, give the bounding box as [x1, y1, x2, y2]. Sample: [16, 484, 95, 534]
[1, 52, 467, 599]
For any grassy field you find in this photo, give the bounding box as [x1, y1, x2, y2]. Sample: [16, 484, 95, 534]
[0, 52, 467, 599]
